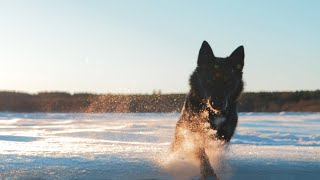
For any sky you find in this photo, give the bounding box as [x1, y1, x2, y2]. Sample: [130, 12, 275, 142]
[0, 0, 319, 94]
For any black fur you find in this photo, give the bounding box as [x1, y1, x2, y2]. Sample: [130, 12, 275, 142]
[172, 41, 244, 179]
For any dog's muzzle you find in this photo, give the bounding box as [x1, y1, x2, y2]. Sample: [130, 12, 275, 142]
[206, 98, 228, 116]
[205, 99, 228, 130]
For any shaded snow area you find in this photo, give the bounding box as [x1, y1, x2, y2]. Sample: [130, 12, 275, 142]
[0, 112, 319, 179]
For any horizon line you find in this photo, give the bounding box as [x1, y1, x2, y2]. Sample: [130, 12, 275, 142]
[0, 89, 319, 95]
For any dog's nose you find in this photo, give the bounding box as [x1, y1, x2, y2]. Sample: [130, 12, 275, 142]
[210, 100, 225, 111]
[209, 99, 227, 115]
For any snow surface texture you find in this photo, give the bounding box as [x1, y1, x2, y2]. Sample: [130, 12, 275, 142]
[0, 112, 319, 179]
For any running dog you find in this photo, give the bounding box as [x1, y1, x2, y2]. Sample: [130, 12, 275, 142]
[171, 41, 244, 179]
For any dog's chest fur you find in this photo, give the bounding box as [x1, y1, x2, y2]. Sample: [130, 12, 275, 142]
[214, 116, 226, 128]
[201, 110, 225, 130]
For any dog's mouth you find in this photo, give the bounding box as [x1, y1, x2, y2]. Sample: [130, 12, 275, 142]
[206, 99, 227, 116]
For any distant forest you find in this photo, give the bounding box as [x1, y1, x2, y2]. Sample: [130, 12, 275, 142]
[0, 90, 319, 113]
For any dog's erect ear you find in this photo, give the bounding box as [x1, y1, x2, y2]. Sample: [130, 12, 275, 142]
[229, 46, 244, 71]
[198, 41, 215, 67]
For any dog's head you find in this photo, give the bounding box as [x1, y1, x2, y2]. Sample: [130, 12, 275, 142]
[190, 41, 244, 115]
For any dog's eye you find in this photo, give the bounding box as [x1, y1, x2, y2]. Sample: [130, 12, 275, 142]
[233, 65, 243, 74]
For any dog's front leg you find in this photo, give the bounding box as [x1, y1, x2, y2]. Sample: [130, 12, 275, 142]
[196, 148, 219, 180]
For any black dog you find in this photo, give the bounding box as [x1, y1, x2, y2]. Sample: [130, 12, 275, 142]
[171, 41, 244, 179]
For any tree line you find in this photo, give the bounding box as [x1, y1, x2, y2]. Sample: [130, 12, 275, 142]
[0, 90, 319, 113]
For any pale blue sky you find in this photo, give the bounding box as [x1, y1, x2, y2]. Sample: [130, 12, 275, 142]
[0, 0, 319, 94]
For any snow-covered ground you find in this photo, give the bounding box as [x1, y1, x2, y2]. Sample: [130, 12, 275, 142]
[0, 112, 319, 179]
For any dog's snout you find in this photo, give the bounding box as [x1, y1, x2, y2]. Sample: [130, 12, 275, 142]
[210, 99, 226, 110]
[211, 101, 223, 110]
[208, 98, 228, 116]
